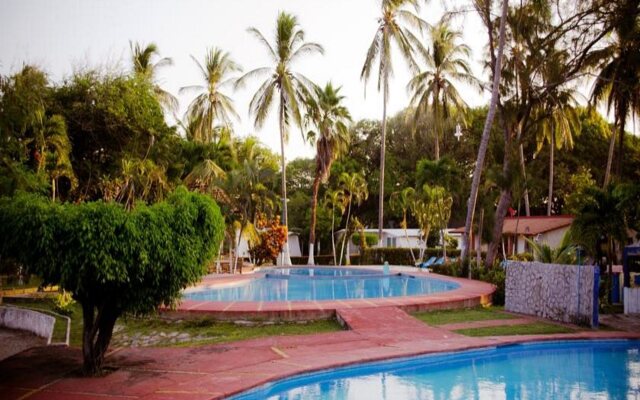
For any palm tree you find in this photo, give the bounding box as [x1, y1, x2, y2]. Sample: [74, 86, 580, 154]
[535, 90, 580, 216]
[525, 231, 577, 264]
[361, 0, 427, 246]
[338, 172, 368, 265]
[408, 18, 477, 160]
[29, 107, 76, 200]
[237, 11, 324, 265]
[130, 41, 178, 113]
[460, 0, 509, 262]
[180, 48, 242, 143]
[305, 83, 351, 264]
[590, 0, 640, 186]
[390, 187, 417, 264]
[324, 189, 346, 265]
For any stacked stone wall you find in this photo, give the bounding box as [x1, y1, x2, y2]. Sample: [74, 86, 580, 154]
[505, 261, 597, 326]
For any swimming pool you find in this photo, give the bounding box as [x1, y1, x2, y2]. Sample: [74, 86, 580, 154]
[231, 340, 640, 399]
[183, 267, 459, 302]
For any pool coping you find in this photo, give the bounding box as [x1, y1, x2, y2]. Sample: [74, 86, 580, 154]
[172, 265, 496, 320]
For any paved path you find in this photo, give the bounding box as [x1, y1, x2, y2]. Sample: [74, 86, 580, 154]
[1, 307, 639, 400]
[0, 328, 46, 362]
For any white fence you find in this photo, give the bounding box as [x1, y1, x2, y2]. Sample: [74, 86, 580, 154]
[624, 288, 640, 315]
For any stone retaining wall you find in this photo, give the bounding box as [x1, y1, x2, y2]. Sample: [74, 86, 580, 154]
[0, 306, 55, 343]
[624, 287, 640, 315]
[505, 261, 598, 327]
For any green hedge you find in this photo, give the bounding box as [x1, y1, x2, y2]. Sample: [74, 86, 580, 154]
[431, 260, 505, 305]
[360, 248, 463, 266]
[291, 255, 361, 266]
[351, 233, 378, 247]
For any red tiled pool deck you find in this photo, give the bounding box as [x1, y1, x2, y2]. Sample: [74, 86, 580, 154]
[176, 267, 496, 320]
[2, 304, 639, 400]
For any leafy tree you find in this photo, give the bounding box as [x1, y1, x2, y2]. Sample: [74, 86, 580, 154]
[181, 48, 242, 143]
[590, 0, 640, 185]
[408, 17, 477, 160]
[238, 11, 324, 265]
[0, 188, 224, 375]
[130, 41, 178, 113]
[249, 215, 287, 266]
[361, 0, 426, 245]
[304, 83, 351, 264]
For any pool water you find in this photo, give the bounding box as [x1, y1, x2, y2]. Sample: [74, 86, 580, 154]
[184, 267, 459, 302]
[232, 340, 640, 400]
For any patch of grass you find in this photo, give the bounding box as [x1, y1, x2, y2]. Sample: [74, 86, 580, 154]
[454, 322, 576, 337]
[4, 297, 342, 348]
[114, 315, 342, 347]
[413, 306, 514, 326]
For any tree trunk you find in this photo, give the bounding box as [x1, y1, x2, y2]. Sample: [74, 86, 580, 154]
[434, 86, 441, 161]
[603, 118, 618, 187]
[486, 189, 512, 267]
[81, 302, 119, 376]
[279, 99, 291, 266]
[52, 178, 56, 201]
[547, 130, 555, 216]
[307, 174, 322, 265]
[331, 204, 337, 265]
[339, 200, 352, 266]
[519, 143, 530, 216]
[476, 208, 484, 267]
[461, 0, 509, 261]
[615, 114, 626, 179]
[378, 81, 388, 247]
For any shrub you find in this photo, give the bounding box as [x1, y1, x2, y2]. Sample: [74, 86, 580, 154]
[0, 187, 224, 375]
[53, 290, 76, 316]
[431, 259, 505, 305]
[351, 233, 378, 247]
[249, 216, 287, 266]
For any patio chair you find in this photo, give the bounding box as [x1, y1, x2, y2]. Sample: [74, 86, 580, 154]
[417, 256, 436, 269]
[433, 257, 445, 266]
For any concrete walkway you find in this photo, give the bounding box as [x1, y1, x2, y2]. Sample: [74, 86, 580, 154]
[1, 307, 639, 400]
[0, 328, 46, 362]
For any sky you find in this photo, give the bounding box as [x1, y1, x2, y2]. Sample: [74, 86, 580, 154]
[1, 0, 492, 160]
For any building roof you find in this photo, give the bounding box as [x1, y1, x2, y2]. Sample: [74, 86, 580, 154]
[502, 215, 573, 235]
[451, 215, 574, 236]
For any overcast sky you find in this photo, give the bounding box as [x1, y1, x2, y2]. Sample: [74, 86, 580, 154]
[1, 0, 492, 159]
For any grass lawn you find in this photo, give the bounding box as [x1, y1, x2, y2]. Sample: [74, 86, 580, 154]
[454, 322, 576, 337]
[413, 306, 515, 326]
[3, 297, 342, 347]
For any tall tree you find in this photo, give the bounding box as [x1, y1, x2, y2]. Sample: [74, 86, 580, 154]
[237, 11, 324, 265]
[534, 58, 580, 215]
[130, 42, 178, 113]
[337, 172, 368, 265]
[305, 83, 351, 264]
[590, 0, 640, 186]
[324, 189, 346, 265]
[461, 0, 509, 263]
[181, 48, 242, 143]
[361, 0, 426, 246]
[408, 17, 477, 160]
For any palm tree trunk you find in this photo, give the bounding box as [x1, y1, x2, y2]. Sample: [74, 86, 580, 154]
[434, 87, 440, 161]
[339, 200, 352, 266]
[308, 174, 322, 265]
[476, 208, 484, 266]
[519, 143, 531, 216]
[486, 189, 512, 267]
[331, 204, 337, 265]
[278, 100, 292, 266]
[52, 178, 56, 201]
[616, 114, 626, 179]
[461, 0, 509, 262]
[547, 130, 555, 216]
[603, 126, 616, 187]
[378, 82, 388, 247]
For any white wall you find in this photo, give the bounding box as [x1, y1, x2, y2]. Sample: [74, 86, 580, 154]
[624, 288, 640, 315]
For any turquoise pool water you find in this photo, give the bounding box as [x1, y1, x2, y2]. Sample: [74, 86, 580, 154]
[184, 267, 459, 302]
[232, 340, 640, 399]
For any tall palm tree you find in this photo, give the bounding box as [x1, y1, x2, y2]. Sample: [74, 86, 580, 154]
[390, 187, 417, 263]
[181, 48, 242, 143]
[337, 172, 368, 265]
[237, 11, 324, 265]
[590, 0, 640, 186]
[324, 189, 346, 265]
[305, 83, 351, 264]
[130, 41, 178, 113]
[408, 18, 477, 160]
[460, 0, 509, 262]
[535, 93, 580, 216]
[361, 0, 427, 246]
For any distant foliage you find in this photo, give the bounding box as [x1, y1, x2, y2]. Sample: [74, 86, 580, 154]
[0, 187, 224, 374]
[249, 215, 287, 266]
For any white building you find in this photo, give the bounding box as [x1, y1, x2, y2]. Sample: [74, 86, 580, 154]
[335, 228, 463, 256]
[236, 231, 301, 258]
